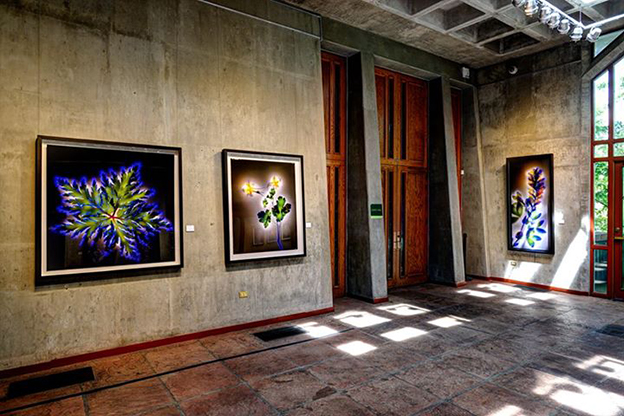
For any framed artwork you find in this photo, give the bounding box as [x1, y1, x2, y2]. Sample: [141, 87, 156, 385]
[506, 153, 554, 254]
[36, 136, 183, 285]
[222, 150, 306, 263]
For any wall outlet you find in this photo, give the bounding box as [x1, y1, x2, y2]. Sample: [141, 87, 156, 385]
[185, 224, 195, 232]
[510, 261, 518, 267]
[238, 291, 248, 299]
[306, 222, 312, 228]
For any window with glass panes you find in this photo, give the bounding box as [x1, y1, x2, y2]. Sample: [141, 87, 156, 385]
[591, 56, 624, 296]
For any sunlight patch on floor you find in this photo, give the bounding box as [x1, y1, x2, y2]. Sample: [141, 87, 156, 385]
[457, 289, 496, 298]
[380, 327, 427, 342]
[505, 298, 535, 306]
[334, 311, 391, 328]
[428, 315, 470, 328]
[297, 322, 339, 338]
[336, 340, 377, 356]
[377, 303, 430, 316]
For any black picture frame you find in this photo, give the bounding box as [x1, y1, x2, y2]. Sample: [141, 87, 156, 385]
[36, 136, 183, 286]
[506, 153, 555, 254]
[222, 149, 307, 264]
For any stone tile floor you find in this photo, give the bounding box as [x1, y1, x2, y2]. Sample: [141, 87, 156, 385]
[2, 281, 624, 415]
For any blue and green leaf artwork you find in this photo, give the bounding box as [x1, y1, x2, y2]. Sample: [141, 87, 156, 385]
[51, 163, 173, 262]
[510, 167, 548, 249]
[242, 175, 291, 250]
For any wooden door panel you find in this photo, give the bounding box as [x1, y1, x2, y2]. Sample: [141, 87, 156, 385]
[377, 67, 428, 288]
[322, 52, 347, 298]
[404, 169, 427, 278]
[406, 81, 428, 167]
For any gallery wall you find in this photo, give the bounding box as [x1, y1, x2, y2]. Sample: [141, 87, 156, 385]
[0, 0, 332, 370]
[468, 44, 591, 292]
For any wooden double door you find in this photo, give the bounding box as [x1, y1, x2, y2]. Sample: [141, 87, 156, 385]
[375, 68, 429, 288]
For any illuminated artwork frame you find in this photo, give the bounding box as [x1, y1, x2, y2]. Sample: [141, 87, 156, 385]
[222, 149, 306, 264]
[36, 136, 183, 285]
[506, 153, 555, 254]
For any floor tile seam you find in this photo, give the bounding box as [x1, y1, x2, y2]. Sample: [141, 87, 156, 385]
[393, 366, 491, 402]
[154, 371, 183, 410]
[411, 399, 478, 416]
[350, 389, 442, 416]
[81, 393, 90, 416]
[482, 376, 576, 414]
[0, 329, 354, 415]
[227, 365, 281, 416]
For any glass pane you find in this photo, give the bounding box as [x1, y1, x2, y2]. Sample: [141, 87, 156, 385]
[400, 82, 407, 160]
[594, 29, 624, 57]
[594, 161, 608, 245]
[386, 170, 394, 280]
[334, 64, 341, 153]
[594, 144, 608, 158]
[594, 249, 608, 294]
[615, 142, 624, 156]
[399, 172, 406, 277]
[615, 58, 624, 139]
[333, 166, 340, 286]
[593, 71, 610, 141]
[388, 78, 394, 159]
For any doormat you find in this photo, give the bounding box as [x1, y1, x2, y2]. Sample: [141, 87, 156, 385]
[597, 324, 624, 339]
[253, 326, 307, 342]
[6, 367, 95, 399]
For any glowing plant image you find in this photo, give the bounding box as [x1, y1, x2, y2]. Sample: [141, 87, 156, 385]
[52, 163, 173, 262]
[510, 167, 548, 249]
[242, 175, 292, 250]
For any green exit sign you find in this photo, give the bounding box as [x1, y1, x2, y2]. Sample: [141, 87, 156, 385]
[370, 203, 383, 219]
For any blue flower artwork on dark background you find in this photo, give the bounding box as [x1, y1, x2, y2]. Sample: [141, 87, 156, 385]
[507, 154, 553, 254]
[510, 167, 547, 249]
[52, 163, 173, 262]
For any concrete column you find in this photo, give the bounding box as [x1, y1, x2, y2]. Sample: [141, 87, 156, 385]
[461, 86, 491, 279]
[428, 77, 466, 286]
[346, 52, 388, 302]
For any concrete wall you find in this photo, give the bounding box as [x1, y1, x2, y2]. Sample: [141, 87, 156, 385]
[469, 44, 591, 292]
[0, 0, 332, 370]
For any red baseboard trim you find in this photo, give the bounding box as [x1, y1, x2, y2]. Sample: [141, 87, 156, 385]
[469, 275, 589, 296]
[0, 306, 334, 380]
[373, 297, 389, 304]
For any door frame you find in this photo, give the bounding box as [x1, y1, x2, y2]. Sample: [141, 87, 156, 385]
[590, 54, 624, 299]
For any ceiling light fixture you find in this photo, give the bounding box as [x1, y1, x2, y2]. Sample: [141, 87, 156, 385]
[547, 12, 561, 29]
[539, 6, 552, 23]
[586, 26, 602, 43]
[570, 24, 584, 41]
[524, 0, 539, 16]
[557, 18, 571, 35]
[511, 0, 624, 43]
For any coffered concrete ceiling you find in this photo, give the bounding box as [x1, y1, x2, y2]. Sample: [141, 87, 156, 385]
[281, 0, 624, 67]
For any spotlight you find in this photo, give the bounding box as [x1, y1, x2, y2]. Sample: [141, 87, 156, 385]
[539, 6, 552, 23]
[558, 19, 571, 34]
[525, 0, 539, 16]
[570, 25, 583, 42]
[586, 26, 602, 42]
[512, 0, 527, 7]
[547, 12, 560, 29]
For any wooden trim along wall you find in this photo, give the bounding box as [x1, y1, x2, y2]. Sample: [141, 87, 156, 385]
[0, 307, 334, 380]
[470, 275, 589, 296]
